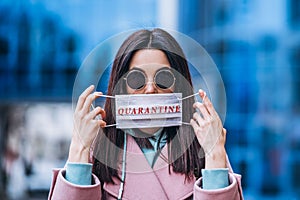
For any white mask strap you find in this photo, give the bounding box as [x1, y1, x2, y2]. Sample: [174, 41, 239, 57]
[94, 93, 115, 99]
[180, 92, 198, 100]
[91, 92, 117, 128]
[179, 92, 206, 126]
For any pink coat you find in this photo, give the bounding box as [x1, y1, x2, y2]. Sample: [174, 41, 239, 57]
[48, 135, 243, 200]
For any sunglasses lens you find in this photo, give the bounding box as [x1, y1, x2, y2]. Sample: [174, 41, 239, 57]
[155, 70, 175, 89]
[126, 70, 145, 90]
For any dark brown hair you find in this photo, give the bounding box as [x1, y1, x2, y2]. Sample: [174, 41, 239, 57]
[93, 28, 204, 184]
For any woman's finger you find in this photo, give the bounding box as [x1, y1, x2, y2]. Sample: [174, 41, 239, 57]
[76, 85, 95, 112]
[193, 112, 205, 127]
[193, 102, 210, 120]
[199, 89, 218, 118]
[82, 92, 101, 114]
[87, 106, 106, 120]
[98, 120, 107, 128]
[190, 118, 199, 134]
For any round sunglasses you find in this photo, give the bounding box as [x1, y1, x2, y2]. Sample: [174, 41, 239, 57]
[124, 67, 176, 91]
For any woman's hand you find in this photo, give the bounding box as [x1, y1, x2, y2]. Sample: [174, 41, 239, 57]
[68, 85, 106, 163]
[190, 89, 227, 169]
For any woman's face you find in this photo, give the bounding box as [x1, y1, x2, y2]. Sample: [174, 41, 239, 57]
[126, 49, 174, 134]
[127, 49, 174, 94]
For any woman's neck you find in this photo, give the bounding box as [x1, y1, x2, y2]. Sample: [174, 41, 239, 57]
[138, 127, 162, 135]
[125, 127, 164, 138]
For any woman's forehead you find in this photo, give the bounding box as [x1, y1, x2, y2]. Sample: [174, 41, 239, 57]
[129, 49, 170, 69]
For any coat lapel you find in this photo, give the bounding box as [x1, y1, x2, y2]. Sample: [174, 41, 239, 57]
[152, 144, 195, 199]
[104, 134, 194, 199]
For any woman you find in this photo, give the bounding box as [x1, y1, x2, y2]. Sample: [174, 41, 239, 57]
[48, 28, 243, 200]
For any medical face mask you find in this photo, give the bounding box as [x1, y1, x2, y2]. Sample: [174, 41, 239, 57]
[94, 92, 198, 129]
[115, 93, 182, 129]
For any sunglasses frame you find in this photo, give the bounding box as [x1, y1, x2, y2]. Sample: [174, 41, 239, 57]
[124, 67, 176, 91]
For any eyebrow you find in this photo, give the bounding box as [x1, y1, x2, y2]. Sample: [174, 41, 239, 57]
[129, 66, 171, 73]
[129, 67, 146, 73]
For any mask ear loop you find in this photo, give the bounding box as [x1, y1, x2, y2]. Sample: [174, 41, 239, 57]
[92, 92, 117, 127]
[94, 93, 115, 99]
[179, 91, 206, 126]
[180, 92, 198, 101]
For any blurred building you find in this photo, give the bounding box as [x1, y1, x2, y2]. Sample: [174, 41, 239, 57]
[177, 0, 300, 199]
[0, 0, 300, 199]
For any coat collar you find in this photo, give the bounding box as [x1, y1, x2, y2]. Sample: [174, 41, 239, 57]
[103, 134, 195, 199]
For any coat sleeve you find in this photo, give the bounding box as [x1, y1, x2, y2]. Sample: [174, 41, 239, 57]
[193, 172, 243, 200]
[48, 168, 102, 200]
